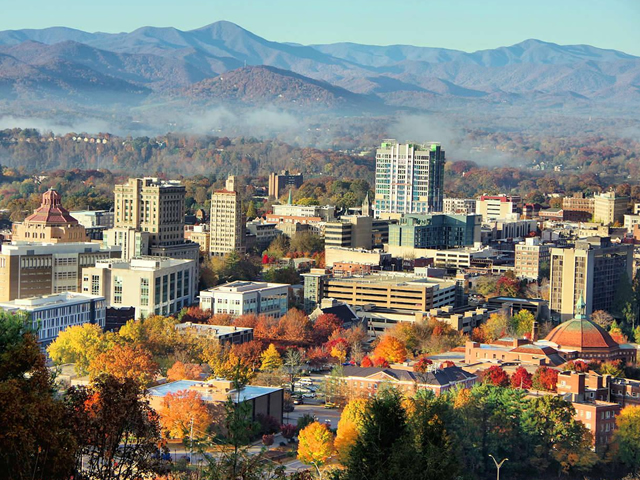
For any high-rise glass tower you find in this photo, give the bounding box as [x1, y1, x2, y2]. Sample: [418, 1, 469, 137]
[374, 140, 445, 216]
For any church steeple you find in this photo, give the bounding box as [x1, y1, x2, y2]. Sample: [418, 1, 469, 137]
[362, 191, 372, 217]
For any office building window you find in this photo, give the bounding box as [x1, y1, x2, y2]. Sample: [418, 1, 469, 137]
[91, 275, 100, 296]
[155, 277, 161, 304]
[114, 276, 123, 304]
[140, 278, 149, 306]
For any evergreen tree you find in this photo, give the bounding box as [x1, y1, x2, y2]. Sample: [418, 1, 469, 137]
[342, 388, 412, 480]
[407, 390, 460, 480]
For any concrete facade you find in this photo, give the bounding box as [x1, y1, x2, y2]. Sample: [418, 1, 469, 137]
[210, 177, 246, 256]
[82, 257, 197, 318]
[594, 191, 628, 226]
[550, 237, 633, 320]
[199, 281, 289, 318]
[515, 237, 551, 280]
[0, 242, 121, 302]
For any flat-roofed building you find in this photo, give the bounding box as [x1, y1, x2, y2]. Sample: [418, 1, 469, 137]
[199, 281, 289, 318]
[359, 304, 497, 334]
[210, 176, 246, 256]
[325, 216, 373, 250]
[105, 227, 150, 261]
[302, 268, 331, 313]
[476, 194, 521, 221]
[624, 214, 640, 234]
[465, 339, 566, 367]
[82, 257, 197, 318]
[271, 203, 335, 222]
[375, 140, 446, 215]
[246, 219, 280, 250]
[70, 210, 114, 229]
[324, 247, 391, 269]
[515, 237, 551, 280]
[149, 380, 284, 425]
[0, 292, 106, 347]
[322, 273, 457, 312]
[443, 198, 476, 215]
[594, 191, 628, 226]
[175, 322, 254, 344]
[184, 224, 211, 253]
[550, 237, 633, 320]
[388, 214, 481, 250]
[268, 170, 303, 199]
[557, 371, 621, 450]
[563, 193, 594, 222]
[113, 177, 186, 247]
[0, 242, 121, 302]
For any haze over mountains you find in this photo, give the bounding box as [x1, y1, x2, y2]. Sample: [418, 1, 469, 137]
[0, 20, 639, 128]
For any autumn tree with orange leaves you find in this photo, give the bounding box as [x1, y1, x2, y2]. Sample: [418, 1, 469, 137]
[166, 361, 204, 381]
[160, 389, 213, 439]
[372, 335, 407, 364]
[87, 344, 158, 386]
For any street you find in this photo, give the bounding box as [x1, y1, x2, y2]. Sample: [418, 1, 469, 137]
[284, 400, 342, 428]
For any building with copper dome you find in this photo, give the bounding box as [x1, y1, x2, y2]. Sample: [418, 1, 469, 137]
[539, 297, 636, 363]
[12, 189, 88, 244]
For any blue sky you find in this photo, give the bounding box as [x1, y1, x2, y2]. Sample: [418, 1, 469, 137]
[2, 0, 639, 55]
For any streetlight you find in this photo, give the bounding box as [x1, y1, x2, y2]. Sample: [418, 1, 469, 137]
[488, 455, 508, 480]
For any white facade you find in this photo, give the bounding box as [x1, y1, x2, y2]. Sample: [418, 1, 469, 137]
[476, 195, 520, 221]
[374, 140, 445, 215]
[515, 237, 551, 280]
[70, 210, 114, 228]
[443, 198, 477, 215]
[246, 219, 281, 247]
[624, 214, 640, 233]
[82, 257, 197, 318]
[200, 281, 289, 318]
[271, 204, 335, 221]
[175, 322, 254, 344]
[0, 292, 106, 347]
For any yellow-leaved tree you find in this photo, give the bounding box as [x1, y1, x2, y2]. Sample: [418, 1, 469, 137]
[47, 323, 114, 375]
[298, 421, 335, 479]
[335, 398, 367, 463]
[260, 343, 283, 371]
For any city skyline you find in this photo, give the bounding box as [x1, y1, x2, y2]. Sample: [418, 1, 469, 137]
[1, 0, 639, 55]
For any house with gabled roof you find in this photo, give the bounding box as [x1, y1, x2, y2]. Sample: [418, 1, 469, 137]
[339, 364, 477, 399]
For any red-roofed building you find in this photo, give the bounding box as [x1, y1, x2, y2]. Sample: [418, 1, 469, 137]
[12, 189, 88, 243]
[541, 297, 636, 363]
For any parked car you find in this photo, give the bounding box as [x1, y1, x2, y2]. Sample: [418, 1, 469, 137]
[324, 402, 337, 409]
[302, 392, 316, 399]
[293, 397, 304, 405]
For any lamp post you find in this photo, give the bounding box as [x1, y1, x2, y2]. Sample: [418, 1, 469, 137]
[489, 455, 508, 480]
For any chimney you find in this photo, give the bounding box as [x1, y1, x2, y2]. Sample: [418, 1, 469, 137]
[532, 321, 539, 342]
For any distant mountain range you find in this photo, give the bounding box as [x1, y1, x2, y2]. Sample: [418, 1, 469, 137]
[0, 21, 639, 113]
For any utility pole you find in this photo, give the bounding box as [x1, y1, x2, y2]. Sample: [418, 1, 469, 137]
[489, 455, 508, 480]
[190, 416, 194, 462]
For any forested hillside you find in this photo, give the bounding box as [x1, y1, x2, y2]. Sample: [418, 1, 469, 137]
[1, 128, 640, 222]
